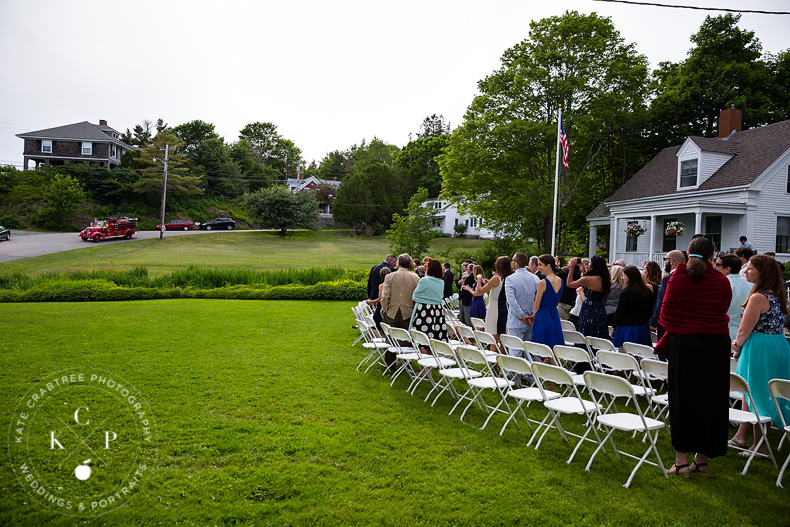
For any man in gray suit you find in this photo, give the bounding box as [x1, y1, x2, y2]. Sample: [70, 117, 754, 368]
[505, 252, 540, 357]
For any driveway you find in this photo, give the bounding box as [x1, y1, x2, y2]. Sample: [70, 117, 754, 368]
[0, 229, 243, 263]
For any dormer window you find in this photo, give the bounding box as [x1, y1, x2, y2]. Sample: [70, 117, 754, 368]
[680, 159, 698, 188]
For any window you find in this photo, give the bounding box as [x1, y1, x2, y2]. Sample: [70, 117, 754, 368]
[680, 159, 698, 188]
[111, 144, 117, 158]
[662, 219, 677, 252]
[777, 216, 790, 253]
[705, 216, 722, 252]
[786, 165, 790, 193]
[454, 218, 458, 226]
[41, 140, 52, 153]
[626, 222, 638, 252]
[82, 142, 92, 155]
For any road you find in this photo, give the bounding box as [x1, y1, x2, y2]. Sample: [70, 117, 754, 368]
[0, 229, 243, 263]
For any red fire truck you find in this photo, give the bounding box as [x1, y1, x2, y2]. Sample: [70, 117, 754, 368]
[79, 217, 138, 242]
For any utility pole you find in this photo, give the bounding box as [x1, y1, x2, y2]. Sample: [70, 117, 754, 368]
[157, 144, 169, 240]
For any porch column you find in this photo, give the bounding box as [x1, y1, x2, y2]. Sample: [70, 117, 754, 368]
[588, 225, 597, 258]
[610, 217, 618, 263]
[695, 212, 703, 235]
[649, 215, 656, 261]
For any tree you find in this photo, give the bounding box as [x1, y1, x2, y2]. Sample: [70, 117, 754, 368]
[172, 120, 220, 155]
[43, 173, 86, 220]
[238, 122, 302, 179]
[350, 138, 400, 175]
[417, 114, 451, 139]
[243, 185, 319, 236]
[386, 188, 437, 258]
[332, 163, 408, 234]
[317, 150, 353, 181]
[647, 14, 783, 150]
[131, 133, 203, 202]
[397, 135, 449, 198]
[440, 11, 649, 250]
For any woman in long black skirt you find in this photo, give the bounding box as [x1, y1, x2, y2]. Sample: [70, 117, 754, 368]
[656, 236, 732, 476]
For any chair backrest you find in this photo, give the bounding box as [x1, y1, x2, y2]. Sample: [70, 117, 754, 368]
[584, 370, 635, 399]
[456, 345, 489, 366]
[455, 324, 476, 343]
[586, 336, 616, 353]
[474, 330, 499, 350]
[531, 362, 574, 387]
[499, 334, 524, 351]
[365, 314, 376, 328]
[409, 329, 432, 350]
[430, 339, 456, 360]
[730, 372, 750, 395]
[470, 317, 486, 330]
[769, 379, 790, 428]
[388, 326, 413, 346]
[729, 357, 738, 374]
[560, 320, 576, 331]
[524, 341, 556, 362]
[623, 342, 654, 360]
[563, 329, 587, 346]
[596, 349, 639, 372]
[496, 354, 533, 377]
[553, 344, 592, 365]
[640, 358, 668, 381]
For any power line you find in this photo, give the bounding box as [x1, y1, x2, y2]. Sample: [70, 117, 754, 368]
[592, 0, 790, 15]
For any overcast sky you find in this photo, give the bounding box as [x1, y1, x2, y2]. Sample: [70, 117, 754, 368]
[0, 0, 787, 169]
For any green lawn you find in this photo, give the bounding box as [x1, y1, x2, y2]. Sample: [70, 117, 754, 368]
[0, 230, 486, 277]
[1, 300, 787, 526]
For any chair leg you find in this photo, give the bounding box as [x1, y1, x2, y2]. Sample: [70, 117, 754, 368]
[777, 450, 790, 488]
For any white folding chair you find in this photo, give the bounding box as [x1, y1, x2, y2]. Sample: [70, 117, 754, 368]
[470, 317, 486, 331]
[768, 379, 790, 487]
[452, 345, 514, 425]
[474, 330, 503, 363]
[500, 334, 526, 358]
[408, 329, 456, 396]
[563, 329, 587, 347]
[429, 339, 477, 406]
[586, 336, 616, 371]
[355, 319, 390, 373]
[560, 319, 576, 331]
[640, 358, 669, 422]
[553, 344, 595, 391]
[728, 373, 778, 475]
[583, 371, 668, 488]
[455, 324, 477, 346]
[494, 355, 561, 436]
[386, 327, 422, 386]
[595, 350, 655, 411]
[528, 363, 602, 464]
[523, 341, 557, 365]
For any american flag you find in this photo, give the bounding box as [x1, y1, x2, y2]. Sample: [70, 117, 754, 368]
[559, 118, 569, 169]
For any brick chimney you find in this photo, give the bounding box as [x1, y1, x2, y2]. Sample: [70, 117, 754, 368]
[718, 105, 742, 138]
[99, 119, 107, 126]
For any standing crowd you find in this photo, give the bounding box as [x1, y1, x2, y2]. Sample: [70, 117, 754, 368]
[365, 235, 790, 479]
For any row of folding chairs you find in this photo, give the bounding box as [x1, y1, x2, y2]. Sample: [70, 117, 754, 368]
[354, 316, 790, 487]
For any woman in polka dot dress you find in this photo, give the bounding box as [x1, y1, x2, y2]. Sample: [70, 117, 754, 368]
[409, 258, 448, 343]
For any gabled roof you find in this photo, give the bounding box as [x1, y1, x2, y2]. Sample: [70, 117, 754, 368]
[286, 176, 341, 192]
[605, 119, 790, 203]
[16, 121, 132, 149]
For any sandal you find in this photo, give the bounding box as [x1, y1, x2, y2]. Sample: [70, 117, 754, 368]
[690, 461, 710, 474]
[667, 463, 691, 476]
[728, 438, 747, 448]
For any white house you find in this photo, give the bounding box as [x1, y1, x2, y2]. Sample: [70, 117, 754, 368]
[587, 107, 790, 264]
[424, 198, 496, 239]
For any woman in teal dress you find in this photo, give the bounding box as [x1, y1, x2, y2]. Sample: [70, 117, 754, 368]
[531, 254, 565, 349]
[730, 255, 790, 455]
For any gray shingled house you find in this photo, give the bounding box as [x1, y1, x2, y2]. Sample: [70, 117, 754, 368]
[587, 107, 790, 264]
[16, 120, 134, 170]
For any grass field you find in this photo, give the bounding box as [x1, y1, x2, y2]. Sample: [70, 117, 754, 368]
[0, 230, 487, 277]
[1, 232, 787, 525]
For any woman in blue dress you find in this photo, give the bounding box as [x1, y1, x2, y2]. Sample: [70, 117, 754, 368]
[567, 255, 611, 339]
[730, 255, 790, 456]
[467, 264, 488, 320]
[612, 265, 654, 349]
[531, 254, 564, 349]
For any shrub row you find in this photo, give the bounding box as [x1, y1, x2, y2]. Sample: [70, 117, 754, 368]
[0, 278, 366, 303]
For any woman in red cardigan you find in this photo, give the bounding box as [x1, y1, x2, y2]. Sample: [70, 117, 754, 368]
[657, 235, 732, 476]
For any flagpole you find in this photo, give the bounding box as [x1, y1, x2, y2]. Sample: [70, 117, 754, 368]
[551, 108, 562, 257]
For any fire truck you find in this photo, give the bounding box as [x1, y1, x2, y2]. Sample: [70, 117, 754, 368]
[79, 217, 138, 242]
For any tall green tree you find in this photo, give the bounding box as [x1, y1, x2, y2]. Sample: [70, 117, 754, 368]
[238, 122, 302, 180]
[332, 163, 408, 234]
[386, 188, 437, 258]
[397, 135, 449, 198]
[416, 114, 451, 139]
[647, 14, 784, 150]
[350, 138, 400, 175]
[317, 150, 353, 181]
[440, 11, 649, 250]
[131, 133, 203, 202]
[43, 173, 86, 220]
[243, 185, 318, 236]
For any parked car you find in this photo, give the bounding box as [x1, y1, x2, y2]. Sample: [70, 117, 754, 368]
[0, 226, 9, 241]
[199, 218, 236, 230]
[155, 219, 195, 231]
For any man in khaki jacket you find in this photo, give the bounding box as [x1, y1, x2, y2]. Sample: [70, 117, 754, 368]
[381, 253, 420, 329]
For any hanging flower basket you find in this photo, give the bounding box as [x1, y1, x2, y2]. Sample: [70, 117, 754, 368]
[625, 223, 645, 237]
[665, 221, 686, 236]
